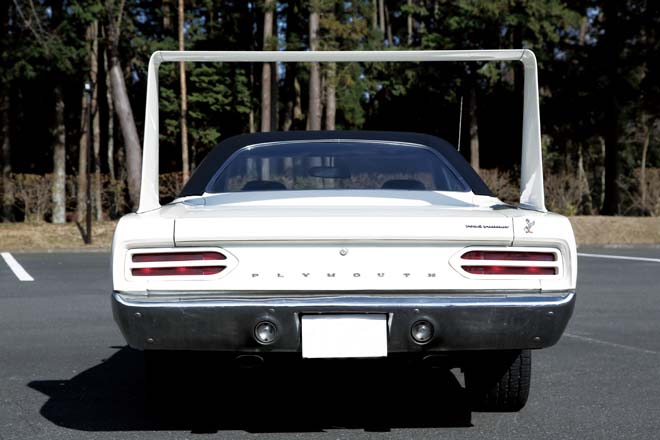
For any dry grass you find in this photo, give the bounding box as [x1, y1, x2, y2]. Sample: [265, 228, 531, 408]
[569, 216, 660, 245]
[0, 221, 117, 252]
[0, 217, 658, 251]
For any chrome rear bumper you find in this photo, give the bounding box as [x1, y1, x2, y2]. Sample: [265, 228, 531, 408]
[112, 291, 575, 352]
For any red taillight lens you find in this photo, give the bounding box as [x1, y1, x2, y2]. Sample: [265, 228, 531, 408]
[459, 249, 559, 276]
[462, 266, 556, 276]
[462, 251, 555, 261]
[130, 251, 227, 277]
[132, 266, 225, 277]
[132, 252, 226, 263]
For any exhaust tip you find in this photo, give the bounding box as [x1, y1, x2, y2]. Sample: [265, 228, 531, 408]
[411, 320, 434, 344]
[254, 321, 278, 344]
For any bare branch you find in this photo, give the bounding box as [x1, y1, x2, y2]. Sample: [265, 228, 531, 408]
[11, 0, 47, 47]
[27, 0, 46, 35]
[116, 0, 126, 39]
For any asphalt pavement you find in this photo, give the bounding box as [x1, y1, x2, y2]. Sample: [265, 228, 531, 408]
[1, 246, 659, 439]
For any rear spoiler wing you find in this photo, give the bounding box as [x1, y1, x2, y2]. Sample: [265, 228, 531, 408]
[138, 49, 545, 213]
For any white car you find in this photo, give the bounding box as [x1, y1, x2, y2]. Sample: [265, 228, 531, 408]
[112, 50, 576, 412]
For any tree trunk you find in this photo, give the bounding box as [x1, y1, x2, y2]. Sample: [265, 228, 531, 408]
[206, 2, 215, 35]
[105, 48, 115, 181]
[407, 0, 413, 46]
[91, 20, 102, 221]
[261, 0, 274, 132]
[320, 71, 326, 124]
[1, 92, 11, 221]
[599, 136, 606, 209]
[249, 64, 256, 133]
[1, 3, 11, 221]
[281, 1, 293, 131]
[271, 62, 279, 131]
[308, 8, 322, 130]
[324, 63, 336, 130]
[77, 23, 93, 222]
[378, 0, 385, 34]
[163, 0, 172, 31]
[51, 86, 66, 224]
[293, 76, 303, 129]
[372, 0, 377, 30]
[281, 0, 303, 131]
[76, 85, 89, 222]
[639, 118, 652, 213]
[281, 63, 295, 131]
[259, 0, 275, 181]
[601, 0, 621, 215]
[105, 0, 142, 211]
[260, 63, 272, 131]
[118, 143, 126, 191]
[269, 15, 279, 129]
[469, 89, 480, 171]
[575, 13, 591, 215]
[108, 58, 141, 211]
[178, 0, 189, 184]
[577, 144, 592, 214]
[578, 16, 588, 45]
[385, 4, 393, 47]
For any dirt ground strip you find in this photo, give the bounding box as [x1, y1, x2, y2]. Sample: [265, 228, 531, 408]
[569, 216, 660, 245]
[0, 221, 116, 251]
[0, 217, 658, 251]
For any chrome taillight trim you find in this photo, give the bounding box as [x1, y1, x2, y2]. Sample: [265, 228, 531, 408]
[125, 247, 238, 281]
[450, 246, 563, 279]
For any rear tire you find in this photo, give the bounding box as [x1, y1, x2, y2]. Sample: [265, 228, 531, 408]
[464, 349, 531, 412]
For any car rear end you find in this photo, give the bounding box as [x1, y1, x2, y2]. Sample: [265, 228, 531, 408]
[112, 198, 576, 356]
[111, 130, 576, 411]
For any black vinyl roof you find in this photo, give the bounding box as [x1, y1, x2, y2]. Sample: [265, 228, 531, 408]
[179, 131, 493, 197]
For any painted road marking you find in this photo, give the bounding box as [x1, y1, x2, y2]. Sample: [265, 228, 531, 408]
[564, 333, 659, 355]
[578, 253, 660, 263]
[1, 253, 34, 281]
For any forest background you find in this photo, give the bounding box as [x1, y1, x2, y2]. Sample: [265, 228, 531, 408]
[1, 0, 659, 227]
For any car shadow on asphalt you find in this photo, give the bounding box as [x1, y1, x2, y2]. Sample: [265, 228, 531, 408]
[28, 346, 473, 434]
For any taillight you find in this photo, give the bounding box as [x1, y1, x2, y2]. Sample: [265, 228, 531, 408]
[132, 266, 225, 277]
[463, 266, 556, 275]
[132, 252, 225, 263]
[458, 248, 560, 277]
[462, 251, 555, 262]
[129, 251, 227, 277]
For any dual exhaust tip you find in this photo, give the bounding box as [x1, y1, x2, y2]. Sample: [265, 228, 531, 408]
[252, 319, 435, 345]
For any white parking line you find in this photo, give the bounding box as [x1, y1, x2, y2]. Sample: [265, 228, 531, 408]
[577, 252, 660, 263]
[1, 252, 34, 281]
[564, 333, 659, 355]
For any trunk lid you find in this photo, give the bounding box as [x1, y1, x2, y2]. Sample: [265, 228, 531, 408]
[169, 191, 513, 245]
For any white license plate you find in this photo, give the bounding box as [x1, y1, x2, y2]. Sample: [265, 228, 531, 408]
[301, 314, 388, 359]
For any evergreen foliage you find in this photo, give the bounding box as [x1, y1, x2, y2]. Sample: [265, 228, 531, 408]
[1, 0, 659, 220]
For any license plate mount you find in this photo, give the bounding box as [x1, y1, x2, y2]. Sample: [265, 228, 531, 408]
[301, 314, 388, 359]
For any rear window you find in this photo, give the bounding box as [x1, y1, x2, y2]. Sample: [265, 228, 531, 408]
[205, 141, 470, 193]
